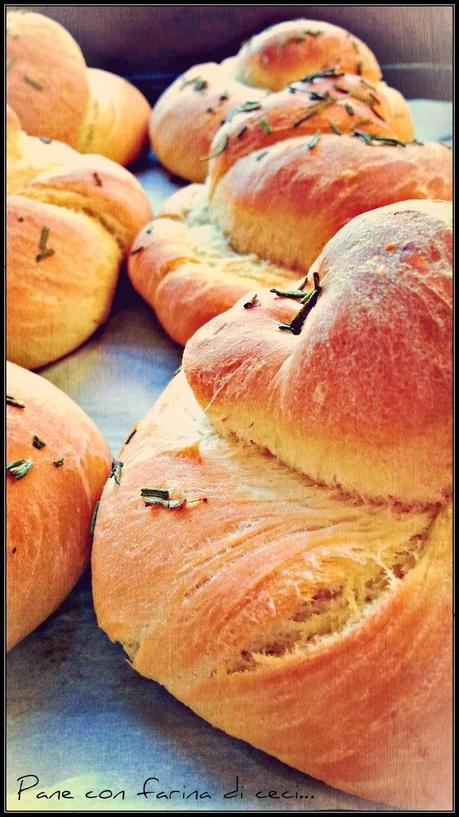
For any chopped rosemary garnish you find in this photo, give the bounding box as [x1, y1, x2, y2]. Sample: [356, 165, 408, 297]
[130, 245, 144, 255]
[243, 294, 258, 309]
[309, 90, 329, 101]
[255, 149, 269, 161]
[141, 488, 170, 499]
[32, 435, 45, 449]
[90, 501, 99, 536]
[24, 75, 43, 90]
[219, 91, 229, 101]
[194, 78, 208, 92]
[145, 223, 154, 234]
[140, 487, 207, 510]
[353, 130, 407, 147]
[53, 458, 64, 467]
[260, 118, 272, 134]
[6, 395, 25, 408]
[124, 429, 137, 445]
[202, 133, 228, 161]
[237, 101, 262, 113]
[345, 103, 354, 115]
[293, 96, 335, 126]
[109, 459, 123, 485]
[6, 458, 33, 480]
[370, 105, 385, 122]
[206, 107, 215, 114]
[304, 29, 322, 36]
[330, 121, 342, 135]
[36, 226, 55, 262]
[301, 68, 344, 82]
[39, 137, 52, 144]
[270, 287, 307, 300]
[308, 131, 321, 149]
[278, 272, 322, 335]
[237, 125, 248, 138]
[93, 172, 103, 187]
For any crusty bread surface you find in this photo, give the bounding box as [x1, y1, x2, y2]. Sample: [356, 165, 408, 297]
[7, 361, 111, 650]
[6, 10, 150, 166]
[7, 106, 152, 369]
[92, 371, 452, 810]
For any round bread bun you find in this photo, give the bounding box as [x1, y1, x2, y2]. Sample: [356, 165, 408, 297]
[92, 367, 452, 809]
[7, 361, 111, 650]
[7, 106, 152, 369]
[184, 199, 452, 506]
[129, 128, 451, 346]
[6, 10, 150, 166]
[149, 19, 414, 182]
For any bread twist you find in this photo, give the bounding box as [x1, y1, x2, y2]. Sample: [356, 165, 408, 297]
[6, 10, 151, 166]
[131, 95, 451, 345]
[93, 200, 452, 809]
[7, 106, 152, 369]
[150, 19, 414, 182]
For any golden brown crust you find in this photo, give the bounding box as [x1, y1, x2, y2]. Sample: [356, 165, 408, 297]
[92, 371, 452, 809]
[209, 136, 452, 271]
[7, 361, 111, 650]
[7, 110, 152, 368]
[184, 200, 452, 505]
[129, 133, 451, 345]
[6, 11, 150, 166]
[77, 68, 150, 167]
[148, 20, 413, 182]
[233, 19, 382, 89]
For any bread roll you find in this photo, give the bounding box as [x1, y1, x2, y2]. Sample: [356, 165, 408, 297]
[150, 19, 414, 182]
[6, 10, 150, 166]
[94, 200, 452, 808]
[129, 123, 451, 345]
[7, 361, 111, 650]
[7, 106, 152, 369]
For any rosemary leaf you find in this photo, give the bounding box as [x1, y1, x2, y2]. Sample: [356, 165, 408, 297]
[6, 395, 25, 408]
[93, 172, 103, 187]
[255, 149, 269, 161]
[260, 118, 272, 134]
[330, 121, 342, 135]
[278, 272, 322, 335]
[24, 75, 43, 90]
[90, 501, 99, 536]
[308, 131, 321, 150]
[124, 429, 137, 445]
[53, 458, 64, 467]
[202, 133, 228, 161]
[301, 68, 344, 82]
[345, 103, 354, 115]
[32, 435, 46, 449]
[243, 294, 258, 309]
[6, 458, 33, 480]
[109, 459, 123, 485]
[141, 488, 170, 499]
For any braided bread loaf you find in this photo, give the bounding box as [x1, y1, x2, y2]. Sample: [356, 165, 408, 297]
[93, 200, 452, 809]
[150, 19, 414, 182]
[6, 10, 151, 166]
[7, 106, 152, 369]
[130, 94, 451, 345]
[7, 361, 111, 650]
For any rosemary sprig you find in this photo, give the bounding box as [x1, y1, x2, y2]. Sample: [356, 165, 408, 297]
[109, 459, 123, 485]
[6, 458, 33, 480]
[93, 172, 103, 187]
[353, 130, 407, 147]
[345, 102, 354, 115]
[39, 137, 52, 144]
[243, 294, 258, 309]
[141, 488, 170, 499]
[308, 90, 330, 101]
[255, 149, 269, 161]
[90, 501, 99, 536]
[36, 226, 55, 262]
[194, 78, 207, 91]
[330, 121, 342, 135]
[53, 458, 64, 467]
[32, 435, 45, 449]
[6, 395, 25, 408]
[278, 272, 322, 335]
[270, 287, 307, 300]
